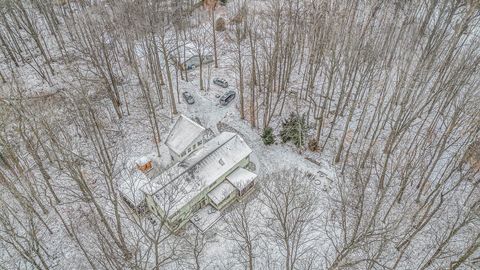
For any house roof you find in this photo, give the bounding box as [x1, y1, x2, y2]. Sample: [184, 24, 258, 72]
[165, 115, 205, 156]
[118, 164, 151, 207]
[190, 205, 221, 233]
[135, 156, 150, 166]
[169, 43, 213, 64]
[142, 132, 252, 216]
[226, 167, 257, 191]
[208, 181, 236, 206]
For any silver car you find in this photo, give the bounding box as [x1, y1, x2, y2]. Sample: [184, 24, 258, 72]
[213, 78, 229, 88]
[220, 91, 236, 106]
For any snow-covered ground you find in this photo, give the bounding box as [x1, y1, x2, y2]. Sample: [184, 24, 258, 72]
[1, 1, 479, 269]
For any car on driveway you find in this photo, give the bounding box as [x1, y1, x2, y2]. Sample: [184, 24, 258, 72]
[213, 78, 229, 88]
[220, 91, 236, 106]
[182, 91, 195, 104]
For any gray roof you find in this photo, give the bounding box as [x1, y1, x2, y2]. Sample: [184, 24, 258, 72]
[165, 115, 205, 156]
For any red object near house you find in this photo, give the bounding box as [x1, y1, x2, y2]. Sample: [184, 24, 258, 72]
[136, 158, 152, 172]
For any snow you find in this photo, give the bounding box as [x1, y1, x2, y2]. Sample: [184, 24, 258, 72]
[0, 0, 477, 269]
[207, 180, 236, 205]
[118, 165, 150, 207]
[143, 131, 253, 216]
[226, 167, 257, 191]
[136, 156, 150, 165]
[165, 114, 205, 156]
[190, 205, 222, 233]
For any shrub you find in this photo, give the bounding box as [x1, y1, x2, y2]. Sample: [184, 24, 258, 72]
[280, 113, 308, 148]
[261, 127, 275, 145]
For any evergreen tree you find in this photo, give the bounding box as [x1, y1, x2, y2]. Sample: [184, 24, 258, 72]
[262, 127, 275, 145]
[280, 113, 308, 148]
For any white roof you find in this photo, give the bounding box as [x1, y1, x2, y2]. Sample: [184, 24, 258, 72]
[190, 205, 221, 233]
[226, 167, 257, 191]
[118, 166, 150, 207]
[169, 43, 213, 63]
[165, 115, 205, 156]
[135, 156, 150, 166]
[142, 132, 252, 216]
[208, 181, 236, 205]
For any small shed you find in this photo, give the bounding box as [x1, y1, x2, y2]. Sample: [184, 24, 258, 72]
[135, 156, 152, 172]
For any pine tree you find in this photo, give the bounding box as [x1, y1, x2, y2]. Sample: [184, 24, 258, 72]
[280, 113, 308, 148]
[261, 127, 275, 145]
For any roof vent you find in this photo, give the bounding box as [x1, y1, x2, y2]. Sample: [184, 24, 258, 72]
[219, 158, 225, 166]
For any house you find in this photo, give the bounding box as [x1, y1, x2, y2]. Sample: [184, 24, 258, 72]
[165, 115, 207, 162]
[183, 55, 214, 70]
[169, 43, 214, 71]
[119, 161, 150, 214]
[119, 115, 257, 232]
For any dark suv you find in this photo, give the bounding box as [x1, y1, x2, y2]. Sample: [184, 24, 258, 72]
[220, 91, 235, 106]
[182, 91, 195, 104]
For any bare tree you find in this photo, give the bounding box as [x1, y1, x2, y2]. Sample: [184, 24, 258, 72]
[259, 169, 320, 270]
[224, 199, 260, 270]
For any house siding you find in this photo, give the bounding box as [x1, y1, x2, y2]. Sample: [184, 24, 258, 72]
[170, 133, 205, 162]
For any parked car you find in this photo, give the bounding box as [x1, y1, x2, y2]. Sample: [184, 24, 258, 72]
[213, 78, 229, 88]
[220, 90, 236, 106]
[182, 91, 195, 104]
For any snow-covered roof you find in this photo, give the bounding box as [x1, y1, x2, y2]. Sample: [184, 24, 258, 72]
[135, 156, 150, 166]
[208, 181, 236, 205]
[165, 115, 205, 156]
[142, 132, 252, 216]
[190, 205, 221, 233]
[169, 43, 213, 64]
[226, 167, 257, 191]
[118, 166, 150, 207]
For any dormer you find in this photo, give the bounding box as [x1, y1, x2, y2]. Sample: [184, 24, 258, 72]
[165, 115, 206, 162]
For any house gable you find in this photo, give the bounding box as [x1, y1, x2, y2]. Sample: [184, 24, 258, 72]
[165, 115, 205, 158]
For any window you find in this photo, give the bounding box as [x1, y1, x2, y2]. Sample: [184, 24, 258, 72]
[192, 202, 201, 212]
[240, 181, 255, 196]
